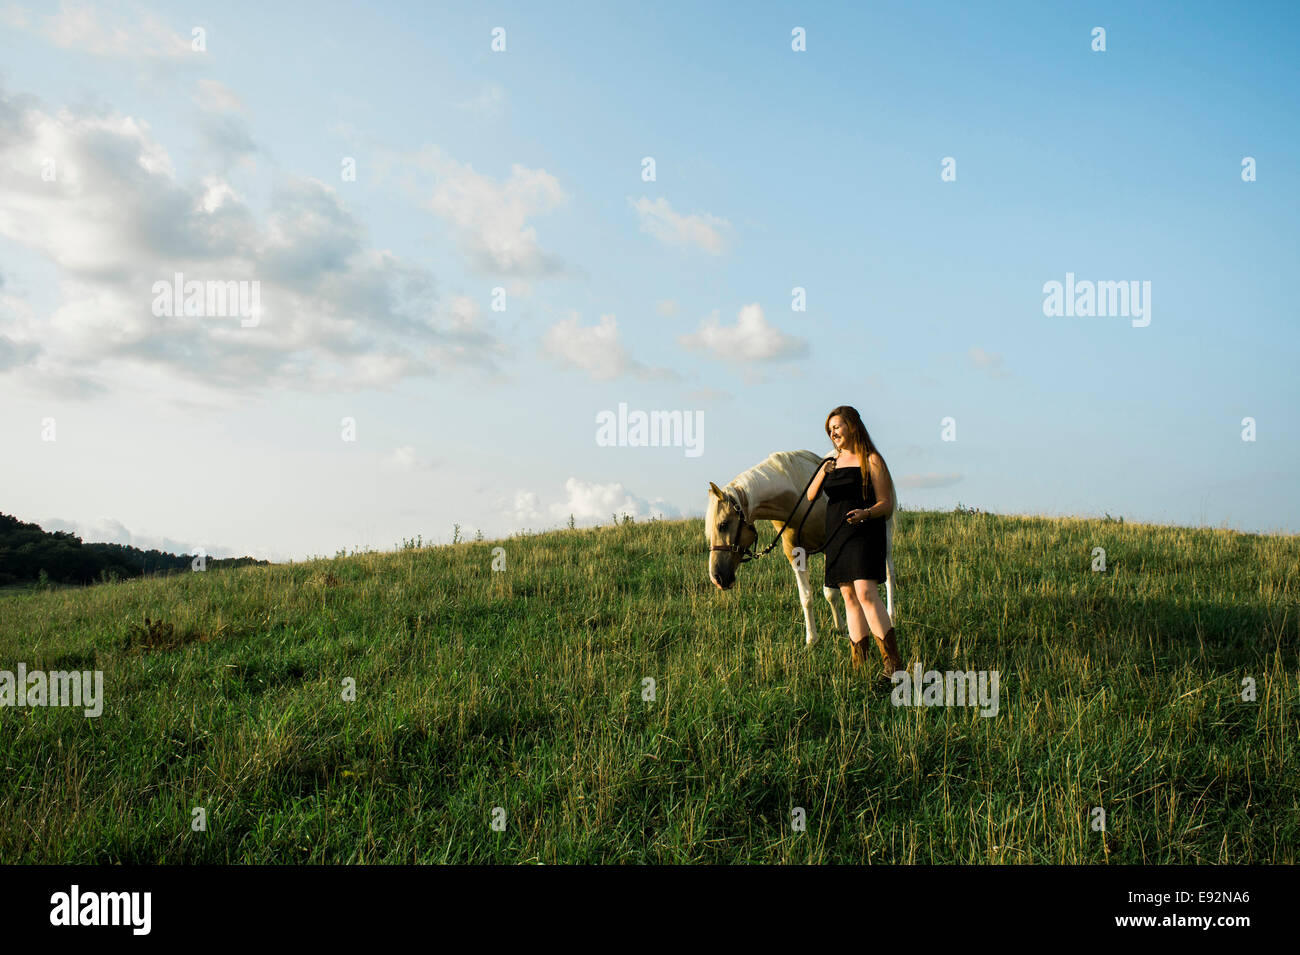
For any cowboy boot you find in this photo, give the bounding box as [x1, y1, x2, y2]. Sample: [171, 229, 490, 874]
[875, 627, 903, 677]
[850, 634, 868, 669]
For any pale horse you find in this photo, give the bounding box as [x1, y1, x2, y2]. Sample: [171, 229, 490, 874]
[706, 449, 895, 646]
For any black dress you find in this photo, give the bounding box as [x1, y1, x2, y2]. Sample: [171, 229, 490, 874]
[822, 463, 887, 587]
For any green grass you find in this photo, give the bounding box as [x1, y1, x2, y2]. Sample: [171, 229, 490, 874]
[0, 510, 1295, 863]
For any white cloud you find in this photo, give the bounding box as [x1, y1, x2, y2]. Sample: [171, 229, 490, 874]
[381, 445, 439, 472]
[0, 85, 508, 397]
[970, 346, 1010, 379]
[447, 295, 480, 331]
[504, 490, 544, 526]
[0, 291, 41, 369]
[541, 311, 679, 381]
[39, 515, 240, 558]
[504, 478, 681, 529]
[541, 312, 629, 381]
[630, 197, 729, 254]
[897, 473, 963, 490]
[193, 78, 245, 114]
[678, 303, 807, 363]
[0, 331, 39, 370]
[8, 1, 194, 59]
[191, 80, 256, 170]
[406, 146, 567, 276]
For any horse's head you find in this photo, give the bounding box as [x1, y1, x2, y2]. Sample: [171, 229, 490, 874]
[706, 481, 757, 590]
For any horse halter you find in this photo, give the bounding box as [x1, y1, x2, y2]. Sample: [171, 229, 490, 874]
[709, 492, 759, 563]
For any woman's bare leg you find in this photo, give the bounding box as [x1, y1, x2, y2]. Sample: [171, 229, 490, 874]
[854, 578, 903, 675]
[840, 583, 868, 644]
[853, 579, 893, 639]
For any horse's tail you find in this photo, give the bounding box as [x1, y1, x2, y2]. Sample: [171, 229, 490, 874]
[884, 515, 896, 617]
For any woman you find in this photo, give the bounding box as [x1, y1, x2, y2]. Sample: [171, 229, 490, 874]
[805, 405, 904, 677]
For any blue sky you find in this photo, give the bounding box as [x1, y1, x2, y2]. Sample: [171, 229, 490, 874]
[1, 0, 1296, 560]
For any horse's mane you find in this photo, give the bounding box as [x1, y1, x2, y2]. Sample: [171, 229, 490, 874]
[731, 449, 823, 498]
[705, 449, 825, 538]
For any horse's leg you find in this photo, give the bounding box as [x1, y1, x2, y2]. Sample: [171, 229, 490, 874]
[884, 517, 896, 617]
[801, 501, 842, 635]
[791, 559, 819, 647]
[780, 525, 819, 647]
[823, 585, 842, 633]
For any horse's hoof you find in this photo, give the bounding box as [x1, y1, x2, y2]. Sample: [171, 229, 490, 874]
[805, 634, 819, 648]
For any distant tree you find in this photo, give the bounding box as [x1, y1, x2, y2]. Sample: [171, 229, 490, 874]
[0, 512, 269, 586]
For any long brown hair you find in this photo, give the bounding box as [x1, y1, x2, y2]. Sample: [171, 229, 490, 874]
[824, 405, 889, 500]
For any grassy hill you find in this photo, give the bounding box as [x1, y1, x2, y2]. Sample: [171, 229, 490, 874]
[1, 509, 1295, 863]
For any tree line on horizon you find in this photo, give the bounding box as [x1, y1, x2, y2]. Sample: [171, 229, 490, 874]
[0, 512, 268, 587]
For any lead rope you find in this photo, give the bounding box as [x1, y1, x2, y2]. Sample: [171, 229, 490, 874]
[739, 456, 861, 563]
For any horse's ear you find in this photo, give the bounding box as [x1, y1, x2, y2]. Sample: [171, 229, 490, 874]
[708, 482, 725, 499]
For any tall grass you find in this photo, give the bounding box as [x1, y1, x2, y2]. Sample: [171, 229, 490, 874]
[0, 510, 1295, 863]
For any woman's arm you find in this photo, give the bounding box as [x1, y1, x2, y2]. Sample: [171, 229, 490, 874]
[864, 453, 896, 519]
[806, 458, 834, 501]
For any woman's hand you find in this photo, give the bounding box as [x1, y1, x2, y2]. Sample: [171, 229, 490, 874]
[807, 458, 835, 502]
[846, 508, 870, 524]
